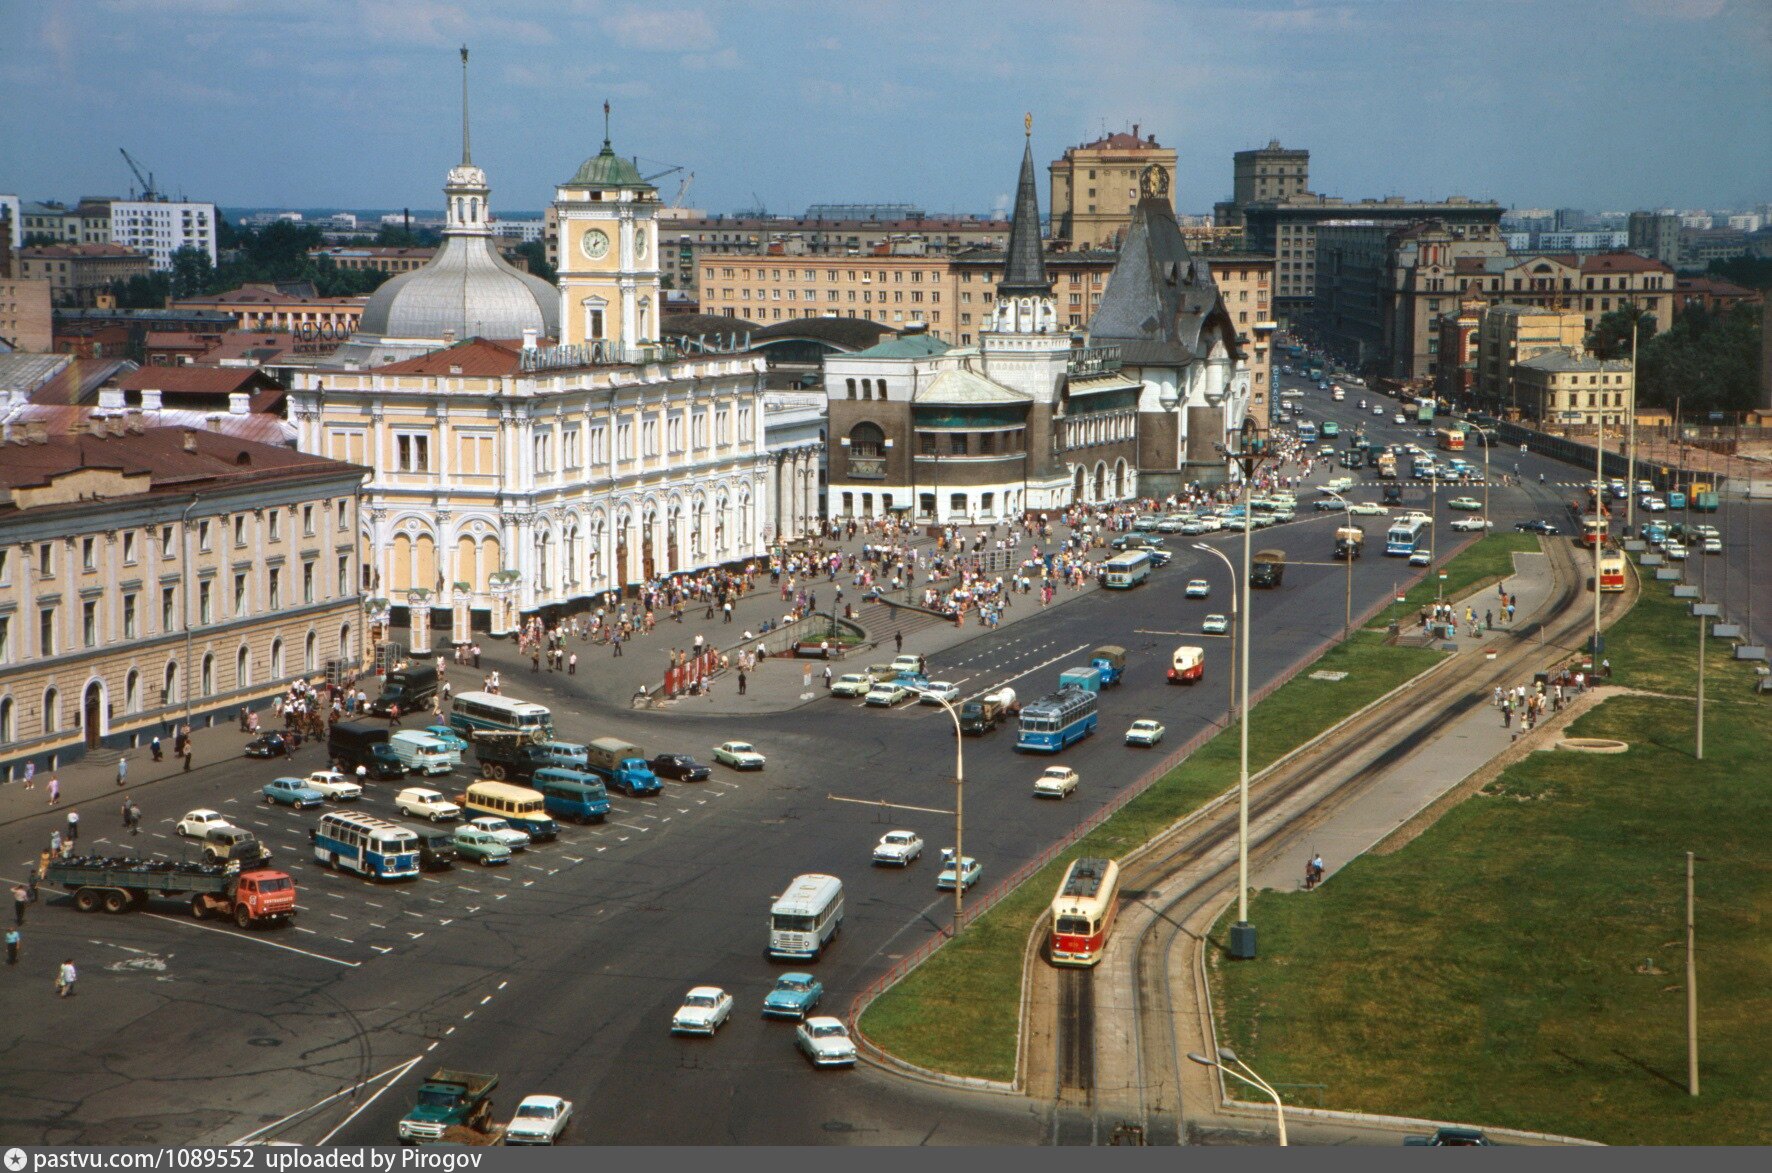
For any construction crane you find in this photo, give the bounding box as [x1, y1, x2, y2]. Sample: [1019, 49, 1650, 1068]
[671, 173, 694, 209]
[119, 148, 158, 201]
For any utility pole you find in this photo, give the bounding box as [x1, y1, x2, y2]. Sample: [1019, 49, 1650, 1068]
[1696, 613, 1706, 761]
[1625, 317, 1638, 536]
[1686, 851, 1699, 1097]
[1593, 421, 1604, 662]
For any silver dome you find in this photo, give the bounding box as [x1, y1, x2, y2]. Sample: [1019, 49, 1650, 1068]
[358, 235, 559, 341]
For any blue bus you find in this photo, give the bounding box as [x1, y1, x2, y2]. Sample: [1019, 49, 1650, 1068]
[313, 811, 420, 880]
[1385, 515, 1431, 556]
[1017, 687, 1099, 753]
[532, 768, 611, 824]
[447, 690, 554, 739]
[1297, 421, 1319, 444]
[1102, 550, 1152, 589]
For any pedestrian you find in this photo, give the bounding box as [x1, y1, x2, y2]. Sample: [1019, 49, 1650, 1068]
[568, 652, 577, 676]
[66, 809, 79, 844]
[532, 651, 541, 672]
[11, 883, 27, 927]
[183, 748, 193, 774]
[894, 630, 903, 654]
[5, 927, 18, 966]
[23, 760, 34, 790]
[120, 798, 133, 830]
[47, 775, 60, 805]
[128, 802, 141, 836]
[737, 670, 747, 696]
[116, 755, 128, 788]
[56, 958, 76, 997]
[388, 702, 402, 727]
[150, 735, 163, 762]
[612, 634, 623, 658]
[823, 665, 833, 690]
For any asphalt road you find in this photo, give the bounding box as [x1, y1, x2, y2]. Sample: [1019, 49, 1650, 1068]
[0, 372, 1632, 1147]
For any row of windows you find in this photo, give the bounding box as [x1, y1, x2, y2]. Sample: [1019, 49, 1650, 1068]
[717, 306, 941, 327]
[0, 505, 347, 586]
[722, 287, 944, 305]
[383, 411, 747, 476]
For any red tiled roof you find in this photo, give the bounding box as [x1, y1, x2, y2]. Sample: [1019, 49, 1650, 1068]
[114, 366, 273, 395]
[373, 338, 525, 376]
[0, 426, 359, 500]
[21, 243, 148, 259]
[1579, 253, 1670, 274]
[173, 285, 368, 307]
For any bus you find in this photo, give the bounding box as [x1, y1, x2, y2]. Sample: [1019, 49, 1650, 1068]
[1048, 857, 1122, 967]
[1580, 514, 1609, 548]
[1415, 397, 1436, 422]
[1102, 550, 1152, 589]
[1435, 426, 1466, 452]
[768, 874, 845, 961]
[1385, 515, 1431, 556]
[1297, 421, 1319, 444]
[312, 811, 420, 880]
[1598, 549, 1627, 593]
[1016, 687, 1099, 753]
[448, 691, 554, 739]
[462, 780, 559, 840]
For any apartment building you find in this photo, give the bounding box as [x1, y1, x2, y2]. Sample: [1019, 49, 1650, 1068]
[16, 244, 153, 307]
[1472, 304, 1587, 417]
[108, 199, 219, 269]
[1048, 128, 1178, 249]
[1513, 348, 1634, 427]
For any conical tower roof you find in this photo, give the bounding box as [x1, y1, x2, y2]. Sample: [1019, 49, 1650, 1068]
[998, 126, 1050, 299]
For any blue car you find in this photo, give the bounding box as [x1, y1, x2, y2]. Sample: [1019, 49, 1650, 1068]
[762, 973, 826, 1020]
[262, 777, 326, 809]
[423, 724, 470, 754]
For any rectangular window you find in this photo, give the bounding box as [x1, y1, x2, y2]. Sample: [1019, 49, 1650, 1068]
[562, 426, 581, 468]
[716, 408, 730, 446]
[198, 520, 212, 551]
[0, 615, 9, 662]
[589, 425, 608, 463]
[737, 406, 751, 444]
[162, 587, 177, 630]
[338, 499, 349, 531]
[198, 581, 212, 625]
[617, 422, 633, 460]
[39, 543, 54, 577]
[122, 530, 137, 564]
[395, 433, 431, 472]
[533, 432, 553, 474]
[303, 561, 315, 604]
[269, 569, 281, 611]
[82, 536, 96, 571]
[642, 419, 659, 457]
[39, 607, 55, 656]
[457, 433, 496, 475]
[82, 600, 98, 647]
[338, 554, 351, 596]
[303, 505, 315, 535]
[233, 515, 246, 546]
[233, 573, 248, 615]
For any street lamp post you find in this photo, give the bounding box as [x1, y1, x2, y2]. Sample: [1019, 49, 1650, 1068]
[1320, 488, 1356, 640]
[1194, 542, 1239, 725]
[1464, 422, 1494, 529]
[1221, 417, 1272, 961]
[1188, 1048, 1288, 1145]
[928, 695, 967, 932]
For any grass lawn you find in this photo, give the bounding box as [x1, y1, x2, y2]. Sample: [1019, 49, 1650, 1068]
[1394, 530, 1539, 616]
[859, 608, 1455, 1080]
[1210, 571, 1771, 1144]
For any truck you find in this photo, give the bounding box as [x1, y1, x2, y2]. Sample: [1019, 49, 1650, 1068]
[398, 1068, 499, 1144]
[585, 736, 662, 796]
[370, 664, 439, 717]
[1089, 646, 1127, 686]
[1692, 489, 1718, 513]
[328, 720, 406, 780]
[1375, 451, 1398, 479]
[1058, 666, 1103, 695]
[44, 857, 296, 929]
[470, 729, 554, 782]
[1251, 549, 1286, 588]
[958, 687, 1018, 734]
[1334, 524, 1365, 560]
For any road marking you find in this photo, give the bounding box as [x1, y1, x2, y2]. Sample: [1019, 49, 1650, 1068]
[233, 1055, 424, 1146]
[328, 912, 349, 921]
[142, 912, 359, 966]
[370, 945, 392, 954]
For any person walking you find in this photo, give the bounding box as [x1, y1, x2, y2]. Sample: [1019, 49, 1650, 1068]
[22, 760, 34, 790]
[822, 665, 833, 690]
[5, 927, 18, 966]
[12, 883, 27, 927]
[116, 755, 128, 788]
[47, 775, 60, 805]
[56, 958, 76, 997]
[567, 652, 578, 676]
[150, 735, 163, 762]
[737, 670, 747, 696]
[894, 630, 903, 654]
[183, 747, 194, 773]
[66, 809, 80, 844]
[612, 633, 623, 658]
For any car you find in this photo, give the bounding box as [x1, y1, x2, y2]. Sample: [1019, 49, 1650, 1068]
[1185, 579, 1211, 598]
[829, 673, 872, 698]
[1155, 514, 1192, 533]
[648, 753, 710, 781]
[918, 680, 960, 705]
[1147, 547, 1175, 565]
[1195, 515, 1224, 533]
[1110, 534, 1164, 552]
[1404, 1127, 1492, 1147]
[937, 850, 982, 890]
[262, 777, 326, 809]
[795, 1016, 859, 1067]
[1514, 519, 1559, 536]
[1247, 514, 1277, 531]
[301, 770, 364, 801]
[450, 827, 512, 865]
[1348, 501, 1387, 516]
[894, 671, 931, 692]
[1374, 404, 1387, 416]
[1640, 495, 1666, 512]
[396, 787, 461, 822]
[422, 724, 470, 754]
[713, 741, 765, 770]
[1270, 508, 1298, 524]
[762, 973, 826, 1020]
[1394, 413, 1408, 424]
[176, 809, 234, 839]
[864, 681, 911, 707]
[468, 816, 531, 851]
[1132, 515, 1162, 532]
[1450, 516, 1491, 532]
[243, 732, 290, 758]
[1636, 479, 1655, 494]
[873, 829, 924, 866]
[1125, 719, 1166, 747]
[503, 1095, 572, 1146]
[1202, 613, 1229, 635]
[671, 986, 734, 1035]
[1691, 524, 1720, 540]
[1447, 496, 1482, 511]
[1314, 498, 1346, 511]
[1702, 536, 1722, 554]
[1409, 549, 1433, 567]
[1033, 765, 1079, 798]
[1664, 540, 1688, 561]
[1179, 519, 1208, 536]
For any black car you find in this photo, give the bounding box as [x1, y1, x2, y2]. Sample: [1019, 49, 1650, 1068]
[1110, 534, 1164, 552]
[1515, 519, 1560, 536]
[649, 754, 711, 782]
[1147, 549, 1173, 567]
[244, 732, 291, 758]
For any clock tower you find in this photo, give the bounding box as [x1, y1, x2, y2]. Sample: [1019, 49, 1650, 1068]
[554, 103, 661, 354]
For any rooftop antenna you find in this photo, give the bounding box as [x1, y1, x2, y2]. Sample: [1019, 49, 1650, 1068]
[603, 99, 612, 150]
[460, 45, 471, 165]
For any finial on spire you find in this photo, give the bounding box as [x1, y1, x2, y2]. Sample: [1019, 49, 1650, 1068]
[460, 45, 471, 165]
[603, 99, 612, 149]
[1024, 111, 1033, 139]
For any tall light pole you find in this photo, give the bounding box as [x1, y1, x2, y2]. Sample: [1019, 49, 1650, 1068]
[927, 695, 967, 931]
[1319, 488, 1356, 639]
[1625, 316, 1639, 537]
[1222, 416, 1271, 961]
[1188, 1048, 1288, 1145]
[1194, 542, 1239, 724]
[1464, 422, 1494, 529]
[1593, 419, 1605, 664]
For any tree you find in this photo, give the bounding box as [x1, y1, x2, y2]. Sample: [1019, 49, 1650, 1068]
[1585, 305, 1657, 360]
[170, 247, 217, 299]
[1635, 302, 1761, 416]
[1706, 256, 1772, 292]
[109, 272, 172, 309]
[514, 240, 555, 284]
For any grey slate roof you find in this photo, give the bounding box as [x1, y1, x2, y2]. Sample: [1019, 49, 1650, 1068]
[997, 140, 1051, 299]
[1087, 195, 1228, 366]
[914, 368, 1030, 406]
[358, 233, 559, 341]
[1517, 348, 1630, 373]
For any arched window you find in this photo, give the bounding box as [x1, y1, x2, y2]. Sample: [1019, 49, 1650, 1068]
[846, 378, 856, 400]
[43, 687, 59, 734]
[862, 379, 873, 401]
[304, 631, 317, 672]
[125, 669, 140, 714]
[201, 654, 215, 697]
[0, 696, 13, 744]
[339, 623, 353, 662]
[848, 422, 885, 457]
[163, 661, 180, 705]
[236, 646, 251, 689]
[270, 639, 285, 680]
[877, 380, 889, 402]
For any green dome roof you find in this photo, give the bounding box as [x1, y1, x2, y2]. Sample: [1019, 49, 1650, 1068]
[565, 143, 651, 190]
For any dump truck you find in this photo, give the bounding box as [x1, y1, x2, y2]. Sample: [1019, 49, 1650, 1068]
[1089, 646, 1127, 686]
[585, 736, 662, 796]
[398, 1069, 499, 1144]
[1375, 451, 1398, 480]
[1334, 524, 1366, 560]
[959, 688, 1018, 735]
[1251, 549, 1286, 588]
[43, 857, 296, 929]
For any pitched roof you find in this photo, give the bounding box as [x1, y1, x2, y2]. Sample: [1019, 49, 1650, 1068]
[174, 284, 367, 308]
[114, 366, 272, 395]
[371, 337, 525, 376]
[914, 368, 1029, 406]
[1517, 348, 1630, 373]
[0, 402, 296, 448]
[1579, 252, 1671, 274]
[999, 139, 1051, 298]
[1088, 196, 1228, 366]
[0, 426, 356, 501]
[21, 243, 147, 259]
[751, 317, 891, 350]
[850, 333, 950, 360]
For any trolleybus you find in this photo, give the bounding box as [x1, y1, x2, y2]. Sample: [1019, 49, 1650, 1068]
[1102, 550, 1153, 589]
[1048, 857, 1122, 967]
[448, 691, 554, 739]
[1435, 426, 1466, 452]
[1385, 515, 1431, 556]
[312, 811, 420, 880]
[1598, 548, 1627, 592]
[1016, 687, 1099, 753]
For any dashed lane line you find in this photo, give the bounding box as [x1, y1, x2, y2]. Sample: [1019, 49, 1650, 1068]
[142, 911, 359, 967]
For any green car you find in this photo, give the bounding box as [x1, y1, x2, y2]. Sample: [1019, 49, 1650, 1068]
[450, 827, 513, 866]
[1448, 496, 1482, 511]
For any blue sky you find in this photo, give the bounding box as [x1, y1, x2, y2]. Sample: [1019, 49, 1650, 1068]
[3, 0, 1769, 218]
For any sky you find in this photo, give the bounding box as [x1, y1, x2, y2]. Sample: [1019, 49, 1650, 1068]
[3, 0, 1769, 219]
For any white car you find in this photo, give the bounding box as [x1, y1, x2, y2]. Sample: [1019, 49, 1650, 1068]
[1202, 613, 1229, 635]
[918, 681, 960, 705]
[177, 809, 234, 839]
[1195, 515, 1225, 533]
[1033, 766, 1079, 798]
[872, 830, 924, 866]
[713, 741, 766, 770]
[937, 852, 982, 890]
[1640, 495, 1667, 512]
[1702, 537, 1722, 554]
[504, 1096, 572, 1146]
[1450, 516, 1491, 531]
[1664, 540, 1688, 561]
[1374, 404, 1387, 416]
[1125, 719, 1166, 747]
[1349, 501, 1387, 516]
[301, 770, 363, 801]
[395, 787, 461, 822]
[1409, 549, 1434, 567]
[1394, 413, 1408, 424]
[469, 816, 530, 851]
[796, 1016, 858, 1067]
[865, 681, 911, 706]
[1184, 579, 1211, 598]
[830, 673, 872, 698]
[671, 986, 734, 1035]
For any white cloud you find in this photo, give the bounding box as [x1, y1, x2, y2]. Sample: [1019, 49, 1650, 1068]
[603, 6, 718, 52]
[680, 46, 741, 71]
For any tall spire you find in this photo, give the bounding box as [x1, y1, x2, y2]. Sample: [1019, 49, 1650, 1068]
[460, 45, 471, 165]
[998, 112, 1051, 299]
[603, 99, 612, 150]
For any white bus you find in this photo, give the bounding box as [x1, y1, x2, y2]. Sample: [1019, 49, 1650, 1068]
[1102, 550, 1153, 589]
[312, 811, 420, 880]
[1385, 515, 1431, 556]
[768, 874, 845, 961]
[447, 691, 554, 739]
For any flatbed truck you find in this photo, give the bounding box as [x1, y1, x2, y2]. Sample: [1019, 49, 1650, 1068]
[43, 857, 296, 928]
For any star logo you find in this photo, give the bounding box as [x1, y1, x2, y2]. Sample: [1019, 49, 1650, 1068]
[5, 1148, 28, 1172]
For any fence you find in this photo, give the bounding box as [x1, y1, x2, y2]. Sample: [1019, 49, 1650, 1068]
[1486, 418, 1730, 492]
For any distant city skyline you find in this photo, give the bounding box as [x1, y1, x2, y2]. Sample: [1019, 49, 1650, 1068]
[3, 1, 1769, 219]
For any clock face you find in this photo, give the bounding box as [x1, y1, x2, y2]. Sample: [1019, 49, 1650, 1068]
[580, 229, 610, 260]
[634, 229, 648, 260]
